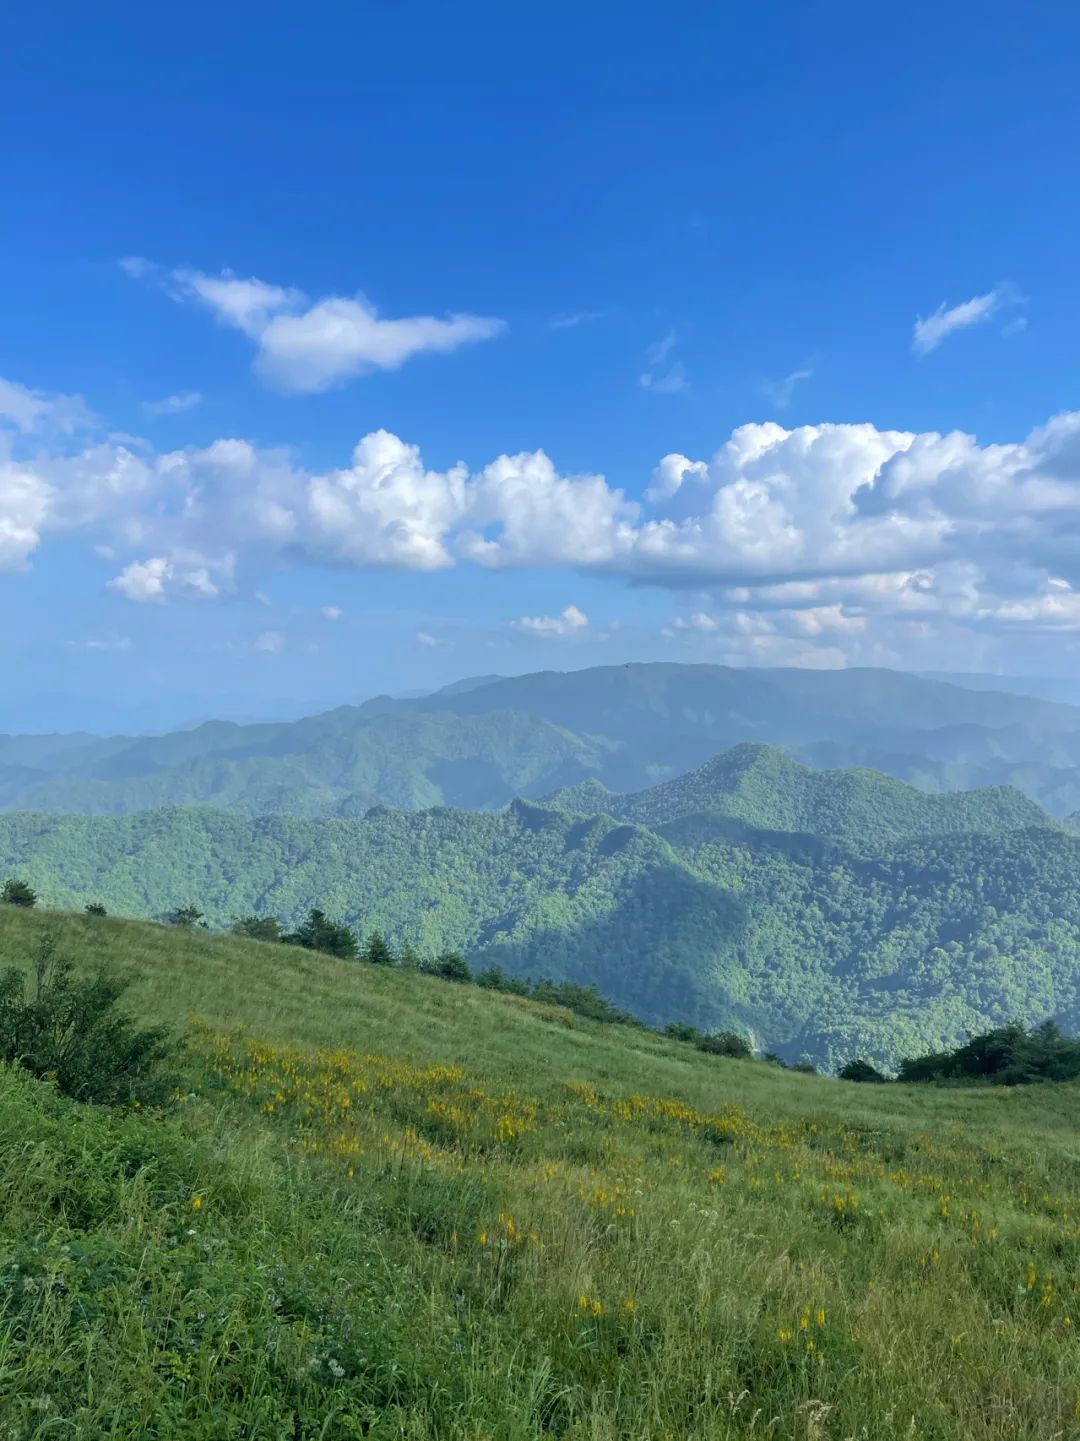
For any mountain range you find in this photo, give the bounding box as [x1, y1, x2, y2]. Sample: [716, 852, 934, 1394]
[3, 735, 1078, 1070]
[6, 663, 1080, 817]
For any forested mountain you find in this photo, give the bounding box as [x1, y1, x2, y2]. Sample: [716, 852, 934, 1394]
[545, 742, 1049, 850]
[3, 663, 1080, 816]
[3, 765, 1078, 1068]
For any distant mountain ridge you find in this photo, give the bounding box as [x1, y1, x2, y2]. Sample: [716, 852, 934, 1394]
[3, 662, 1080, 815]
[0, 764, 1076, 1068]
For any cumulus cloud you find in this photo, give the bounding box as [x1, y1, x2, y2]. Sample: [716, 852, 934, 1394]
[9, 363, 1080, 666]
[320, 605, 343, 621]
[511, 605, 589, 638]
[126, 262, 506, 393]
[912, 286, 1024, 355]
[0, 377, 94, 435]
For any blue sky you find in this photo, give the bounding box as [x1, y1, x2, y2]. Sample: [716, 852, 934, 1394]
[4, 0, 1080, 730]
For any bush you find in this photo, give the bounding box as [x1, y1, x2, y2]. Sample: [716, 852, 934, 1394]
[0, 937, 171, 1105]
[432, 950, 472, 983]
[897, 1020, 1080, 1086]
[664, 1021, 702, 1044]
[695, 1030, 753, 1059]
[284, 909, 359, 960]
[1, 879, 37, 908]
[231, 915, 283, 943]
[839, 1058, 888, 1083]
[166, 905, 205, 929]
[475, 963, 508, 990]
[84, 902, 107, 917]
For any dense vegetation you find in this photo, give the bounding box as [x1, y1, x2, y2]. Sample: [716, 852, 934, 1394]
[546, 741, 1048, 850]
[2, 905, 1080, 1438]
[2, 757, 1079, 1067]
[6, 662, 1080, 816]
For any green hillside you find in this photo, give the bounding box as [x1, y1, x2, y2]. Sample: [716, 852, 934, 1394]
[2, 906, 1079, 1438]
[6, 663, 1080, 817]
[3, 785, 1080, 1069]
[548, 742, 1049, 850]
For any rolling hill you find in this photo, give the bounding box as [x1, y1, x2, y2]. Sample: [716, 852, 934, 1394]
[4, 904, 1079, 1436]
[1, 750, 1077, 1069]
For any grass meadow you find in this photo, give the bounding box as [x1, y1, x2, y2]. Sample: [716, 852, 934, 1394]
[1, 907, 1079, 1439]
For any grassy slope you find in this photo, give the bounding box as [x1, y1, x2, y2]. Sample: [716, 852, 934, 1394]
[2, 906, 1080, 1439]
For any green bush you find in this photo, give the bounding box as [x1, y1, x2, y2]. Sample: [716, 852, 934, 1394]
[1, 878, 37, 908]
[231, 915, 283, 942]
[166, 904, 205, 929]
[284, 909, 359, 960]
[84, 902, 107, 917]
[0, 937, 171, 1105]
[695, 1030, 753, 1059]
[432, 950, 472, 983]
[838, 1058, 888, 1083]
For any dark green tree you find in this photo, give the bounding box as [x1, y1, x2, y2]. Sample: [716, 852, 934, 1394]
[284, 909, 359, 960]
[84, 902, 107, 917]
[695, 1030, 753, 1059]
[838, 1058, 888, 1083]
[231, 915, 283, 943]
[433, 950, 472, 983]
[363, 931, 395, 966]
[1, 878, 37, 908]
[166, 905, 205, 929]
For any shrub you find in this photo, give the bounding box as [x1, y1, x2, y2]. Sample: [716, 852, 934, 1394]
[664, 1021, 702, 1044]
[432, 950, 472, 983]
[475, 963, 508, 990]
[1, 879, 37, 908]
[897, 1020, 1080, 1085]
[0, 936, 171, 1105]
[839, 1058, 888, 1083]
[166, 905, 205, 929]
[695, 1030, 753, 1059]
[84, 902, 107, 917]
[284, 909, 359, 960]
[231, 915, 283, 943]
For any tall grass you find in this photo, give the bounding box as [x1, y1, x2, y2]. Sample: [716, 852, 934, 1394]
[1, 908, 1079, 1437]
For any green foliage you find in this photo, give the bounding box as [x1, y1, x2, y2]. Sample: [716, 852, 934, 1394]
[3, 733, 1080, 1067]
[166, 904, 205, 929]
[1, 878, 36, 908]
[838, 1058, 888, 1083]
[431, 949, 471, 982]
[284, 908, 359, 960]
[695, 1029, 753, 1059]
[231, 914, 283, 942]
[5, 904, 1080, 1435]
[84, 901, 107, 916]
[363, 930, 395, 966]
[897, 1019, 1080, 1085]
[0, 936, 170, 1104]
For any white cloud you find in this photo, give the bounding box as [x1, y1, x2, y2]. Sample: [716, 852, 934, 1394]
[763, 366, 813, 409]
[143, 391, 203, 417]
[0, 377, 94, 435]
[69, 635, 132, 652]
[129, 263, 506, 394]
[639, 330, 686, 394]
[673, 612, 718, 632]
[549, 311, 606, 330]
[255, 629, 285, 652]
[416, 630, 446, 649]
[912, 286, 1024, 355]
[107, 554, 228, 603]
[511, 605, 589, 638]
[320, 605, 343, 621]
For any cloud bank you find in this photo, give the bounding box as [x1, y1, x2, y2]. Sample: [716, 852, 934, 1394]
[7, 377, 1080, 664]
